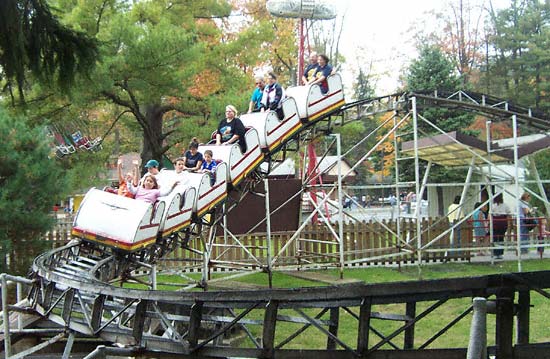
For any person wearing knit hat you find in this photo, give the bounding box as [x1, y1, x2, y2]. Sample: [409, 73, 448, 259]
[216, 105, 247, 153]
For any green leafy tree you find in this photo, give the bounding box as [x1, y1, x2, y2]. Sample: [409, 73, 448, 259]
[0, 107, 66, 271]
[405, 45, 472, 135]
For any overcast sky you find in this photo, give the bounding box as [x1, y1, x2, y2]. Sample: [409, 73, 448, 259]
[334, 0, 510, 96]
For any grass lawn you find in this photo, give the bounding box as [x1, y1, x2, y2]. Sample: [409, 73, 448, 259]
[127, 259, 550, 350]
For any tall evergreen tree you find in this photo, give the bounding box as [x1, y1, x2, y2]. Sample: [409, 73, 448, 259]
[404, 45, 471, 214]
[0, 107, 66, 272]
[0, 0, 98, 104]
[487, 0, 550, 111]
[405, 45, 471, 135]
[27, 0, 236, 166]
[406, 46, 460, 93]
[353, 68, 375, 100]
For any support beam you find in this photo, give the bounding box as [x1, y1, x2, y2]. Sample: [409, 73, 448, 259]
[495, 288, 514, 359]
[357, 297, 372, 355]
[404, 301, 416, 349]
[327, 307, 340, 350]
[262, 300, 278, 358]
[90, 295, 105, 332]
[467, 298, 487, 359]
[61, 331, 75, 359]
[132, 300, 148, 346]
[411, 96, 423, 272]
[188, 301, 204, 348]
[62, 288, 75, 326]
[517, 290, 530, 345]
[264, 179, 273, 288]
[1, 274, 11, 358]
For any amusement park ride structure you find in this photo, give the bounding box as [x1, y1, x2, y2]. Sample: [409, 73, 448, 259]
[3, 89, 550, 359]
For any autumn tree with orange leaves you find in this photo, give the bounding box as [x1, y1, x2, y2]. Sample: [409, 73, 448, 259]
[228, 0, 298, 85]
[437, 0, 486, 86]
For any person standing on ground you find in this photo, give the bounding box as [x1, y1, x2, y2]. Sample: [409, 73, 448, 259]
[472, 202, 488, 255]
[519, 192, 536, 254]
[447, 195, 464, 251]
[491, 193, 511, 259]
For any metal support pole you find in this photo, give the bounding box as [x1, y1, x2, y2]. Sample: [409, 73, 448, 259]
[393, 112, 402, 227]
[203, 210, 219, 286]
[415, 160, 432, 218]
[333, 133, 345, 279]
[62, 331, 76, 359]
[486, 120, 495, 262]
[412, 97, 422, 273]
[298, 19, 305, 85]
[223, 202, 229, 247]
[529, 157, 550, 217]
[451, 156, 475, 254]
[467, 297, 487, 359]
[151, 264, 157, 290]
[264, 178, 273, 288]
[1, 274, 11, 358]
[512, 115, 522, 272]
[16, 282, 22, 330]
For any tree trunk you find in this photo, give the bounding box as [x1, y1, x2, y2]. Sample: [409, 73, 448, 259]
[141, 104, 165, 169]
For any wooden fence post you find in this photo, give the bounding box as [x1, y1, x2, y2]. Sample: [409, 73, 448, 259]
[517, 290, 530, 345]
[357, 297, 372, 355]
[495, 287, 515, 359]
[404, 301, 416, 349]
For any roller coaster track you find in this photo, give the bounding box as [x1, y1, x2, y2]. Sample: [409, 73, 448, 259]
[341, 90, 550, 130]
[6, 90, 550, 358]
